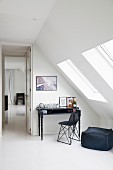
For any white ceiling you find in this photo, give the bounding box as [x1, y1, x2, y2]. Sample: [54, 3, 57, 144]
[0, 0, 56, 44]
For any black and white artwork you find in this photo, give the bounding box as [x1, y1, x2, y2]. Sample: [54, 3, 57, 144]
[36, 76, 57, 91]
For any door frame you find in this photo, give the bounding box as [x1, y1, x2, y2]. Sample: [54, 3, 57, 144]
[25, 46, 33, 134]
[0, 46, 3, 136]
[0, 42, 33, 135]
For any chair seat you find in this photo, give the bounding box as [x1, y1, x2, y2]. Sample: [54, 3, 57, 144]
[59, 121, 76, 126]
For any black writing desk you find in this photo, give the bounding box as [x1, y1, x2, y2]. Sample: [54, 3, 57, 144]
[36, 107, 81, 140]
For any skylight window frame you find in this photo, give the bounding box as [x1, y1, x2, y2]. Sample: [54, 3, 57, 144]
[97, 46, 113, 68]
[82, 41, 113, 91]
[57, 59, 107, 102]
[67, 60, 97, 93]
[102, 39, 113, 62]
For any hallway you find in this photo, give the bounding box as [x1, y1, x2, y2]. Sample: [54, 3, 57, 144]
[3, 105, 26, 138]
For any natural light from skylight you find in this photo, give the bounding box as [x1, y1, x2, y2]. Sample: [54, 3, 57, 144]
[82, 39, 113, 91]
[57, 59, 107, 102]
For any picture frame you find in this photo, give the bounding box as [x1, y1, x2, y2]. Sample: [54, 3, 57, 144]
[66, 97, 77, 108]
[59, 97, 67, 107]
[36, 76, 57, 91]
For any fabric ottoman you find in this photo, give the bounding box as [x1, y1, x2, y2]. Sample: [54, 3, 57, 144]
[81, 127, 113, 151]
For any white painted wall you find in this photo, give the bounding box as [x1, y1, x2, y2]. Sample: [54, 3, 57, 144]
[32, 44, 100, 135]
[35, 0, 113, 128]
[5, 57, 25, 71]
[14, 69, 26, 94]
[0, 46, 2, 136]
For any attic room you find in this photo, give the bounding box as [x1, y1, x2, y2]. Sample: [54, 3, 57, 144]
[0, 0, 113, 170]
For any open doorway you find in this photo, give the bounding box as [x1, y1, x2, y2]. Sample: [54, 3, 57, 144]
[2, 45, 31, 137]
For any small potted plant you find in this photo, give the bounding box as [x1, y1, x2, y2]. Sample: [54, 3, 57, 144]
[73, 98, 77, 108]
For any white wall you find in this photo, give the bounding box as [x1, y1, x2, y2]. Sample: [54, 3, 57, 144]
[5, 57, 25, 71]
[0, 46, 2, 136]
[35, 0, 113, 128]
[32, 44, 100, 135]
[14, 69, 26, 94]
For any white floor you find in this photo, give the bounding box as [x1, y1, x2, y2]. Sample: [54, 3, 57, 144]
[0, 105, 113, 170]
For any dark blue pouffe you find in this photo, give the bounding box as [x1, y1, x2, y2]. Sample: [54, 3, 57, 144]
[81, 127, 113, 151]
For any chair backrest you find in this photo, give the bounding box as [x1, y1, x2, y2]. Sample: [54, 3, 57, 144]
[16, 93, 25, 98]
[68, 113, 79, 125]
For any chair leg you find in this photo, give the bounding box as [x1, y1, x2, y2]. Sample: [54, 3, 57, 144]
[57, 125, 72, 145]
[70, 125, 80, 141]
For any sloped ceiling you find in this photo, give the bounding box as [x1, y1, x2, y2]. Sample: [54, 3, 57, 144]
[35, 0, 113, 118]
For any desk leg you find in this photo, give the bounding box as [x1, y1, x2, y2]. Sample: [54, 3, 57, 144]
[78, 117, 80, 139]
[38, 113, 40, 136]
[41, 114, 43, 140]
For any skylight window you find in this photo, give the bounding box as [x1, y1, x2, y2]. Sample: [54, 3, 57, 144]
[57, 59, 107, 102]
[82, 41, 113, 90]
[102, 39, 113, 61]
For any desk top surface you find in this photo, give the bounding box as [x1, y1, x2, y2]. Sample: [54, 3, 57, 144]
[36, 106, 79, 110]
[36, 107, 81, 115]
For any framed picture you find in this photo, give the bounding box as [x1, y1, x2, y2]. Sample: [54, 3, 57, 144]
[66, 97, 77, 108]
[59, 97, 67, 107]
[36, 76, 57, 91]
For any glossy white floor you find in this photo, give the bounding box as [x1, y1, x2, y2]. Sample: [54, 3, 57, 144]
[0, 105, 113, 170]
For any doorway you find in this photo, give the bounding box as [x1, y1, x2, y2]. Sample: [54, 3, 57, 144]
[2, 45, 31, 137]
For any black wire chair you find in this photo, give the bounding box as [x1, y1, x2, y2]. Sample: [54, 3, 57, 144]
[15, 93, 25, 105]
[57, 113, 80, 145]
